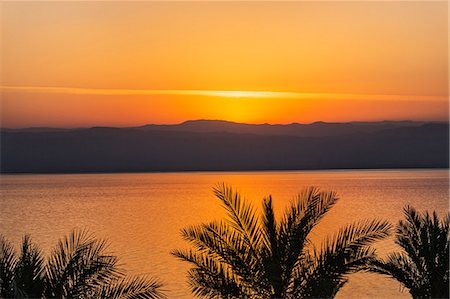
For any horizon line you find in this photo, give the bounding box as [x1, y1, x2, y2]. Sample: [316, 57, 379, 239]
[2, 118, 448, 130]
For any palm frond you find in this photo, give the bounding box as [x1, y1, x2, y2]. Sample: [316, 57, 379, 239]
[172, 249, 251, 298]
[213, 183, 263, 251]
[97, 275, 166, 299]
[321, 219, 392, 253]
[0, 235, 17, 298]
[175, 185, 392, 299]
[45, 229, 121, 298]
[14, 235, 45, 298]
[212, 183, 267, 289]
[396, 206, 429, 275]
[261, 196, 284, 297]
[262, 196, 278, 254]
[279, 188, 339, 289]
[297, 219, 391, 298]
[369, 252, 419, 291]
[180, 220, 265, 291]
[369, 206, 449, 299]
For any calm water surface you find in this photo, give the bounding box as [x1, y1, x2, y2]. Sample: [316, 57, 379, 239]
[1, 169, 448, 298]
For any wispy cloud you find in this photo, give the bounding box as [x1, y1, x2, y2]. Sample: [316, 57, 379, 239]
[1, 86, 299, 98]
[0, 85, 447, 102]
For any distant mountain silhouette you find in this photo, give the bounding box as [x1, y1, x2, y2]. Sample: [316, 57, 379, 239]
[0, 120, 447, 173]
[3, 119, 426, 137]
[136, 119, 426, 137]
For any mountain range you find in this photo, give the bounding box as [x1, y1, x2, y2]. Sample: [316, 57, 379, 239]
[1, 120, 448, 173]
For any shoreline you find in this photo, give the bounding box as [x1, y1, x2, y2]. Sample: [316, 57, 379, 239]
[1, 167, 448, 176]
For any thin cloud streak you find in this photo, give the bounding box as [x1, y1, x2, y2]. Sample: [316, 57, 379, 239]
[0, 85, 447, 102]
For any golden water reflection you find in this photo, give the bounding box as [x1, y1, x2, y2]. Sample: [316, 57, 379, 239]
[1, 170, 448, 298]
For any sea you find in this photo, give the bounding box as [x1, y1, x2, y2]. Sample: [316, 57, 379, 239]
[1, 169, 448, 298]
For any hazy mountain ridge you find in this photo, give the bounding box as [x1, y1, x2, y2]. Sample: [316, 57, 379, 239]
[136, 119, 430, 137]
[1, 119, 428, 137]
[1, 121, 447, 173]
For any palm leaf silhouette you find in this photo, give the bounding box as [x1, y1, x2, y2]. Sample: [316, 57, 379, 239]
[14, 235, 45, 298]
[174, 183, 391, 298]
[96, 275, 166, 299]
[0, 229, 165, 299]
[0, 235, 18, 298]
[45, 229, 121, 298]
[369, 205, 449, 299]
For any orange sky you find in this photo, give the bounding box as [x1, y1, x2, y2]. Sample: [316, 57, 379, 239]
[1, 1, 448, 127]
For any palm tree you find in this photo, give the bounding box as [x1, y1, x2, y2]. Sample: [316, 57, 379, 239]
[369, 206, 449, 299]
[173, 183, 391, 298]
[0, 229, 165, 299]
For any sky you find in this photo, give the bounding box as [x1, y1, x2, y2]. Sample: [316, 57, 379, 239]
[1, 1, 448, 128]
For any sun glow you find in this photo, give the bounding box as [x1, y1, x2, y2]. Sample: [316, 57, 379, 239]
[2, 85, 448, 128]
[205, 90, 297, 98]
[2, 1, 448, 128]
[2, 86, 447, 102]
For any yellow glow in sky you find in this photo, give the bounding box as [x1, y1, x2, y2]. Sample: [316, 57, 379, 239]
[1, 1, 448, 127]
